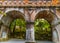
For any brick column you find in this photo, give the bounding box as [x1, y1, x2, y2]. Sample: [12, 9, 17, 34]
[25, 21, 35, 43]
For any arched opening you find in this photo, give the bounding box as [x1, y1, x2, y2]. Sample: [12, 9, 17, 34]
[35, 19, 52, 41]
[1, 10, 26, 40]
[9, 19, 26, 39]
[34, 10, 55, 42]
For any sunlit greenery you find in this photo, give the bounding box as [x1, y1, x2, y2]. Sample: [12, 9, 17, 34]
[34, 19, 52, 41]
[9, 18, 52, 41]
[0, 10, 6, 16]
[9, 19, 26, 39]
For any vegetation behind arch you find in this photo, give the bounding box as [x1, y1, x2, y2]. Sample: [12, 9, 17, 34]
[34, 19, 52, 41]
[9, 19, 26, 39]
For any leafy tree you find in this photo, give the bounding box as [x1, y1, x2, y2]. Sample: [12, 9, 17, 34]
[9, 19, 26, 39]
[34, 19, 52, 41]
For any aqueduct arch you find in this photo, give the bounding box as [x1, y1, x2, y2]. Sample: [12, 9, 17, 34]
[0, 10, 26, 39]
[0, 0, 60, 43]
[0, 8, 59, 43]
[0, 9, 59, 43]
[34, 10, 59, 42]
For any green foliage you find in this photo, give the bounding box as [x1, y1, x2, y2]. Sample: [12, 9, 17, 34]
[0, 10, 6, 16]
[34, 19, 52, 41]
[9, 19, 26, 39]
[35, 19, 50, 28]
[15, 19, 26, 27]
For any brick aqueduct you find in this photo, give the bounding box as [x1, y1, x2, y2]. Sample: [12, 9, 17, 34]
[0, 0, 60, 43]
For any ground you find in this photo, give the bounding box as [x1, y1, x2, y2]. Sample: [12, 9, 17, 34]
[0, 39, 53, 43]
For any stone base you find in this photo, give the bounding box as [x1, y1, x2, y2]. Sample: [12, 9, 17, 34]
[25, 42, 35, 43]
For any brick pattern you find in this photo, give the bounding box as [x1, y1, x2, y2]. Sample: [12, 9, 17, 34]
[0, 1, 60, 7]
